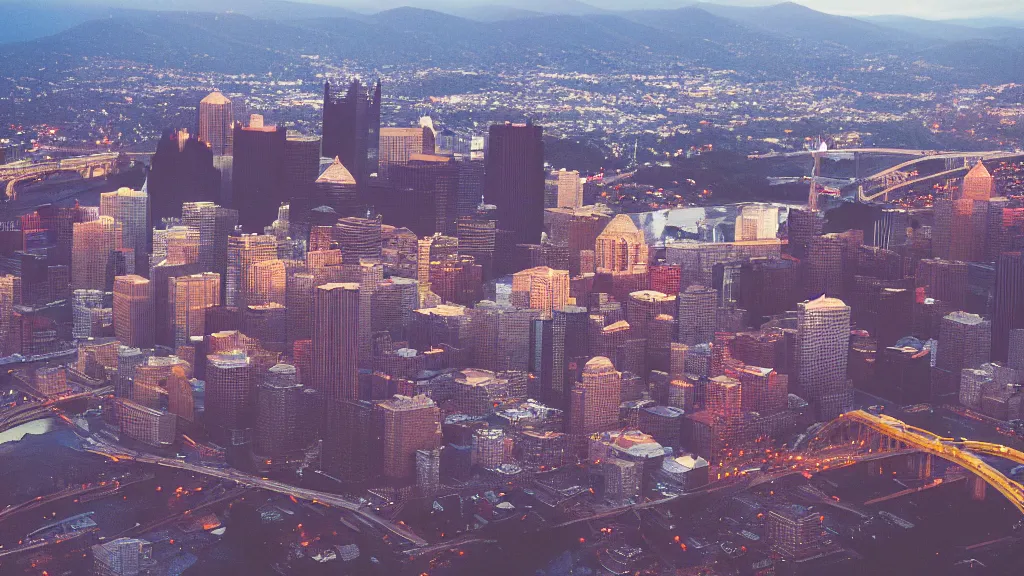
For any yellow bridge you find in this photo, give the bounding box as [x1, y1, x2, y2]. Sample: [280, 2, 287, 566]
[811, 410, 1024, 514]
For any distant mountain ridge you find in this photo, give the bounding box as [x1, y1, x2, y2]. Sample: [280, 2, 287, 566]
[0, 1, 1022, 86]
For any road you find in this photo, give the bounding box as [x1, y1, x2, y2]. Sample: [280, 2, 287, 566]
[84, 442, 429, 547]
[748, 148, 1015, 159]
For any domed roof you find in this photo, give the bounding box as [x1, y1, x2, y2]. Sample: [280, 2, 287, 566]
[584, 356, 615, 372]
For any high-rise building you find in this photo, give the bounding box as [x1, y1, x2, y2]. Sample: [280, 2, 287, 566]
[232, 114, 287, 230]
[71, 288, 106, 340]
[255, 363, 306, 461]
[785, 208, 824, 260]
[511, 266, 570, 317]
[198, 90, 234, 156]
[961, 161, 994, 201]
[322, 79, 381, 188]
[112, 275, 154, 349]
[766, 505, 824, 559]
[312, 283, 360, 405]
[374, 394, 441, 484]
[166, 365, 194, 425]
[678, 285, 717, 345]
[484, 122, 545, 244]
[596, 214, 647, 273]
[379, 126, 435, 178]
[333, 215, 382, 263]
[550, 169, 583, 209]
[250, 259, 286, 306]
[387, 154, 459, 236]
[1008, 329, 1024, 371]
[92, 537, 152, 576]
[72, 216, 122, 291]
[993, 252, 1024, 362]
[226, 234, 277, 308]
[115, 399, 176, 447]
[734, 205, 779, 241]
[569, 357, 622, 451]
[205, 349, 254, 444]
[626, 290, 676, 337]
[147, 128, 221, 223]
[99, 187, 149, 273]
[796, 295, 852, 420]
[937, 311, 991, 377]
[0, 275, 21, 355]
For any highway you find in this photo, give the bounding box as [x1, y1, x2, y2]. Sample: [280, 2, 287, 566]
[84, 442, 429, 547]
[748, 148, 1015, 159]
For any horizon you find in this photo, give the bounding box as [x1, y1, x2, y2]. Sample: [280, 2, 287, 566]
[20, 0, 1024, 22]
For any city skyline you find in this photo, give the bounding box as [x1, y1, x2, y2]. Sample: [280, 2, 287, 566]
[1, 2, 1024, 575]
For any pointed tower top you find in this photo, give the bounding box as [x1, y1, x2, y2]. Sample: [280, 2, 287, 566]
[317, 157, 357, 185]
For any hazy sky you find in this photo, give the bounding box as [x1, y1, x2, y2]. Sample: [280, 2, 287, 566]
[769, 0, 1020, 18]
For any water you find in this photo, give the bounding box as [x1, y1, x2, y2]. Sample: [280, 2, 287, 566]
[0, 418, 56, 445]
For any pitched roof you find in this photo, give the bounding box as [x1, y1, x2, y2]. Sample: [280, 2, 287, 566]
[200, 90, 231, 105]
[317, 157, 357, 185]
[964, 161, 992, 180]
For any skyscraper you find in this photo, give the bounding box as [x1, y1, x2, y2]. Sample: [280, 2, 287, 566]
[960, 161, 994, 201]
[255, 363, 306, 461]
[569, 357, 622, 450]
[113, 275, 154, 349]
[100, 187, 149, 273]
[387, 153, 459, 236]
[333, 215, 382, 264]
[312, 283, 360, 405]
[511, 266, 570, 317]
[551, 169, 583, 209]
[72, 216, 122, 291]
[374, 394, 442, 484]
[993, 252, 1024, 362]
[796, 295, 852, 420]
[595, 214, 647, 273]
[232, 114, 287, 230]
[322, 79, 381, 187]
[937, 311, 991, 377]
[205, 349, 254, 444]
[226, 234, 277, 309]
[0, 275, 22, 355]
[484, 122, 545, 244]
[198, 90, 234, 156]
[147, 128, 221, 223]
[168, 273, 221, 349]
[678, 285, 718, 345]
[378, 126, 435, 178]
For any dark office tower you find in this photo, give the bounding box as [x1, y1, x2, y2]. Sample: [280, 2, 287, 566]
[312, 283, 360, 405]
[333, 215, 382, 263]
[786, 208, 823, 260]
[147, 129, 221, 223]
[321, 79, 381, 187]
[915, 258, 968, 308]
[205, 350, 254, 445]
[389, 154, 459, 236]
[552, 306, 590, 413]
[198, 91, 234, 156]
[738, 258, 799, 324]
[255, 363, 305, 462]
[875, 287, 912, 349]
[232, 114, 287, 231]
[457, 158, 486, 217]
[993, 252, 1024, 361]
[284, 133, 321, 197]
[485, 122, 545, 245]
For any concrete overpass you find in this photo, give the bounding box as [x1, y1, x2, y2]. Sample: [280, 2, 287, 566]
[84, 441, 429, 547]
[0, 153, 123, 201]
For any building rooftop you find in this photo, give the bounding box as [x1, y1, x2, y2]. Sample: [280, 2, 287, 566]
[200, 90, 231, 105]
[316, 156, 357, 185]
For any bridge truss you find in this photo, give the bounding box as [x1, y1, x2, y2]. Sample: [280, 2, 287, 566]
[808, 410, 1024, 514]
